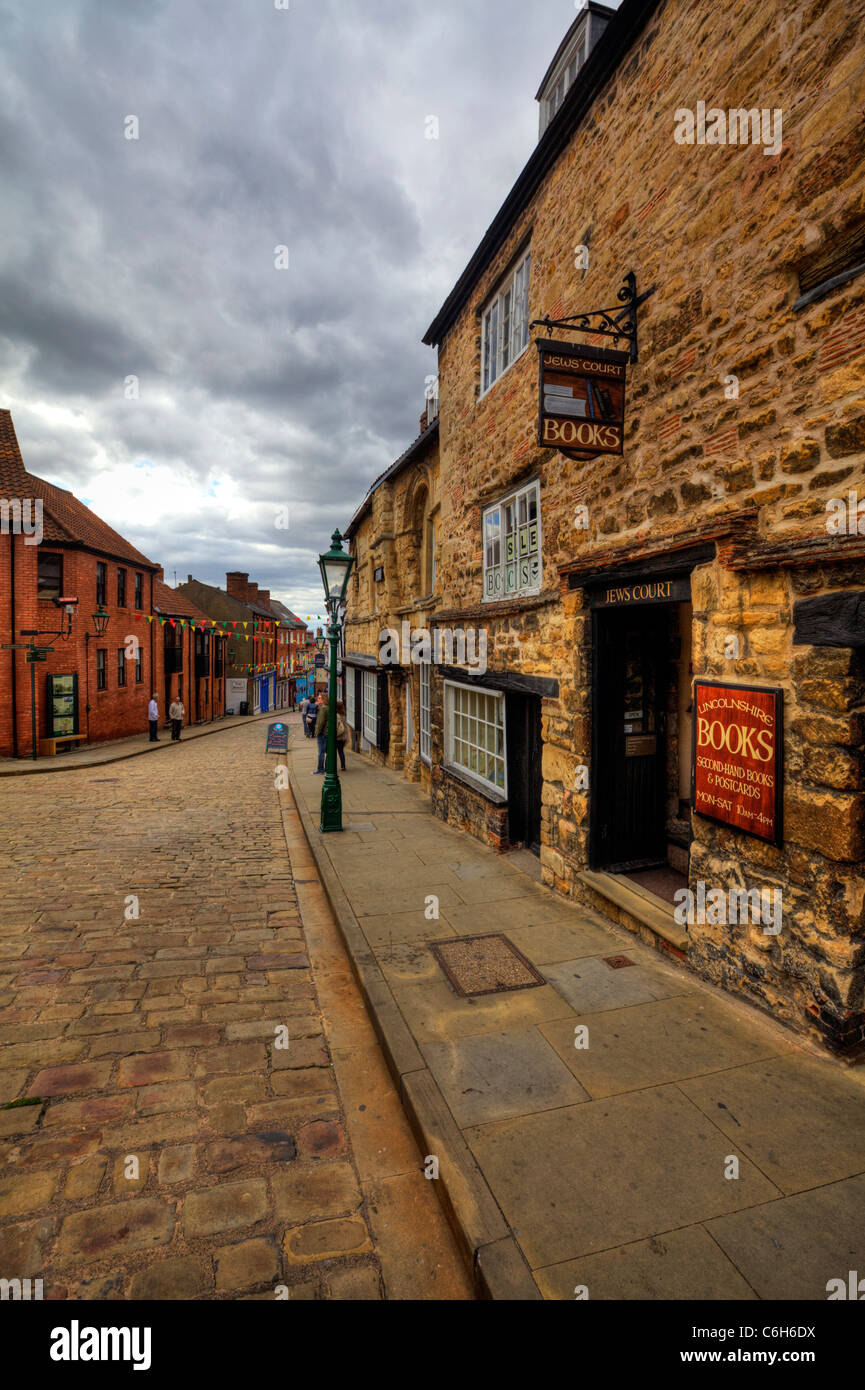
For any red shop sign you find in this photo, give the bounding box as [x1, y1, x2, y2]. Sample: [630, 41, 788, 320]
[691, 680, 783, 846]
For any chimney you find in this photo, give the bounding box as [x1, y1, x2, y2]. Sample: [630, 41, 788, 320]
[155, 566, 164, 582]
[258, 589, 270, 608]
[187, 575, 193, 583]
[226, 572, 249, 601]
[247, 581, 259, 605]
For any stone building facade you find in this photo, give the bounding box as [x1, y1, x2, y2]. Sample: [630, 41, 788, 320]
[345, 0, 865, 1057]
[344, 409, 440, 778]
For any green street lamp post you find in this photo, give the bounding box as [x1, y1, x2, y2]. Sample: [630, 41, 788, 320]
[317, 529, 354, 832]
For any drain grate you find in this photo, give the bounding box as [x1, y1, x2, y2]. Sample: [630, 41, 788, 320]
[603, 954, 635, 970]
[430, 934, 546, 998]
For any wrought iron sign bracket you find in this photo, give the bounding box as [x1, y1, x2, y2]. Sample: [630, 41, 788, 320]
[530, 271, 655, 364]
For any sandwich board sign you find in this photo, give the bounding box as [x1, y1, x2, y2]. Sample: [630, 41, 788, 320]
[266, 722, 289, 754]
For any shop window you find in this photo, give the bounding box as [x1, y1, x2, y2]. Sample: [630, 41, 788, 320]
[362, 669, 378, 746]
[346, 667, 355, 728]
[482, 479, 541, 600]
[117, 568, 127, 607]
[445, 682, 506, 793]
[96, 648, 107, 690]
[419, 660, 431, 764]
[481, 250, 531, 395]
[37, 551, 62, 599]
[96, 562, 107, 607]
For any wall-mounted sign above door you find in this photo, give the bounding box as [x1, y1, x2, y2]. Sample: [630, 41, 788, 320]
[590, 575, 692, 607]
[537, 339, 627, 458]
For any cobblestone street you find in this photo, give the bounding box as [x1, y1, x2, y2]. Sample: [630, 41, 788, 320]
[0, 719, 472, 1300]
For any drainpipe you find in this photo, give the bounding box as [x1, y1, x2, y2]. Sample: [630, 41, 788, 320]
[149, 572, 154, 718]
[9, 531, 18, 757]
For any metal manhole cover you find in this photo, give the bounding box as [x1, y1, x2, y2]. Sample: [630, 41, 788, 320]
[430, 934, 546, 998]
[603, 954, 635, 970]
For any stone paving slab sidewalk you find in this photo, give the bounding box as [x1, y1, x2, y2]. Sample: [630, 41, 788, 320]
[288, 722, 865, 1301]
[0, 709, 275, 776]
[0, 720, 472, 1300]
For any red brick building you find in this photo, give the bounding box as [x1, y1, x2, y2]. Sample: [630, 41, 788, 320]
[1, 409, 160, 757]
[152, 578, 227, 730]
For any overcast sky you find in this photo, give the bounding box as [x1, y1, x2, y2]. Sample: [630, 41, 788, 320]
[0, 0, 617, 618]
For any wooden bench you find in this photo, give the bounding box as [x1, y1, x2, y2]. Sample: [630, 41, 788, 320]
[38, 734, 87, 757]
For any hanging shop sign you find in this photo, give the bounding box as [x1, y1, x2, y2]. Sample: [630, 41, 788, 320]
[691, 680, 783, 846]
[536, 339, 627, 457]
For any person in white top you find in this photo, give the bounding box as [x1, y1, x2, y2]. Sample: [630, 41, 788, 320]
[168, 697, 185, 742]
[148, 695, 160, 742]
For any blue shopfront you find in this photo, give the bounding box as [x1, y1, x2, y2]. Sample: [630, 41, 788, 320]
[257, 672, 276, 713]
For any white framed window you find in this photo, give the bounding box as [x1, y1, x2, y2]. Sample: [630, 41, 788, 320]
[362, 669, 378, 746]
[481, 251, 531, 395]
[540, 28, 589, 135]
[445, 681, 506, 795]
[345, 667, 355, 728]
[419, 661, 431, 764]
[483, 479, 541, 601]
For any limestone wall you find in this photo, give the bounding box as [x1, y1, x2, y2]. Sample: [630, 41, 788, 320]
[428, 0, 865, 1051]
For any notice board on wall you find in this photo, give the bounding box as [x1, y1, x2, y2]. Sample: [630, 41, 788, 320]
[691, 680, 783, 846]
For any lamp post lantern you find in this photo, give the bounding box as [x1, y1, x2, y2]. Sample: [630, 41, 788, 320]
[91, 604, 110, 636]
[317, 530, 354, 832]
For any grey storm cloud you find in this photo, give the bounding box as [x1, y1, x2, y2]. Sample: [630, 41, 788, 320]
[0, 0, 613, 611]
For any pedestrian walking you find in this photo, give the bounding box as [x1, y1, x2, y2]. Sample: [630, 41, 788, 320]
[169, 696, 185, 742]
[147, 693, 160, 742]
[335, 700, 347, 772]
[312, 694, 328, 774]
[305, 695, 318, 740]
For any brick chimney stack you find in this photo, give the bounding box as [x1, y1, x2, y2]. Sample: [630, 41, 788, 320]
[247, 582, 259, 605]
[226, 572, 249, 602]
[258, 590, 271, 608]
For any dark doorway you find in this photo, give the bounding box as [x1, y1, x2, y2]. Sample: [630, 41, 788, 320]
[506, 691, 542, 856]
[593, 606, 669, 871]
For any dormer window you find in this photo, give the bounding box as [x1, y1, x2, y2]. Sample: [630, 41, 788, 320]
[543, 36, 586, 131]
[537, 3, 615, 139]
